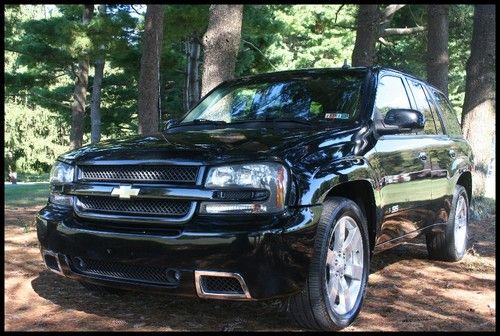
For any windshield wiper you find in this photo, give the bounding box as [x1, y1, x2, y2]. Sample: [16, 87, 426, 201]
[263, 117, 313, 126]
[182, 118, 227, 125]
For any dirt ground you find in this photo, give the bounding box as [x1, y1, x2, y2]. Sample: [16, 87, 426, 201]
[4, 206, 496, 331]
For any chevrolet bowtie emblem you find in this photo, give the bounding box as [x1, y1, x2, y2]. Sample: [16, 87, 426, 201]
[111, 185, 140, 199]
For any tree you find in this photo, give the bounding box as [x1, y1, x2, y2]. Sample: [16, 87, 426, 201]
[201, 5, 244, 97]
[90, 4, 106, 144]
[461, 5, 496, 195]
[138, 5, 165, 135]
[427, 5, 449, 96]
[70, 4, 94, 150]
[351, 5, 426, 67]
[184, 35, 202, 111]
[352, 5, 379, 66]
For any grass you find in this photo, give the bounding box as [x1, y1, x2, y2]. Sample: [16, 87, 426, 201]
[4, 183, 50, 208]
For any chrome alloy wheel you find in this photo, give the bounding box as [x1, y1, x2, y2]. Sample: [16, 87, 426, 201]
[325, 216, 364, 315]
[454, 195, 467, 254]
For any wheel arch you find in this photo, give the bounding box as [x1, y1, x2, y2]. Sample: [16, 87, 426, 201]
[456, 171, 472, 205]
[324, 180, 378, 253]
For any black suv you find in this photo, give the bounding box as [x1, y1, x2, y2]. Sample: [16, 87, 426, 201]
[37, 67, 473, 330]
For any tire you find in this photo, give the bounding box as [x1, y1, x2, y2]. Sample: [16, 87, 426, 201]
[426, 185, 469, 261]
[79, 281, 127, 296]
[288, 197, 370, 330]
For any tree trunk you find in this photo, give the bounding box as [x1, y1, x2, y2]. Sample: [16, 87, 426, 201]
[90, 57, 104, 143]
[426, 5, 449, 96]
[352, 5, 379, 67]
[70, 4, 94, 150]
[138, 5, 165, 135]
[6, 152, 16, 184]
[201, 5, 243, 97]
[90, 4, 106, 144]
[461, 5, 496, 196]
[184, 36, 201, 112]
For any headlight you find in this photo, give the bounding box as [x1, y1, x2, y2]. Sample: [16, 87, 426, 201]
[49, 161, 74, 206]
[50, 161, 75, 184]
[201, 163, 288, 214]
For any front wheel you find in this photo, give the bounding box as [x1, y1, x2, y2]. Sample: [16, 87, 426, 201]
[288, 197, 370, 330]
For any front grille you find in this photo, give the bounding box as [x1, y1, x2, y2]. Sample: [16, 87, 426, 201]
[70, 256, 179, 286]
[78, 165, 199, 184]
[77, 196, 191, 217]
[200, 275, 244, 294]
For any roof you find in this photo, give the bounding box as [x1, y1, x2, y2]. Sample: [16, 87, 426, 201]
[232, 66, 444, 96]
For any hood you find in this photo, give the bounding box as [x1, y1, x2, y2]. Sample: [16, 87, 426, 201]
[59, 126, 363, 166]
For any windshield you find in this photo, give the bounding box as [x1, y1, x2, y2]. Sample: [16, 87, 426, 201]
[180, 73, 365, 126]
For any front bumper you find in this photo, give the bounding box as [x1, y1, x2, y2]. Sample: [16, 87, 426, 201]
[36, 205, 322, 300]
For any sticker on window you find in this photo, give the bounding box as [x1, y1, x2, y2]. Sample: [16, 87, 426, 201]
[325, 112, 350, 120]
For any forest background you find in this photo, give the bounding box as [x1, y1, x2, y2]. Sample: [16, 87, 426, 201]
[3, 4, 495, 198]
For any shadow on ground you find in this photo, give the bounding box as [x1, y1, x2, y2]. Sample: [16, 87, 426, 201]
[4, 202, 495, 331]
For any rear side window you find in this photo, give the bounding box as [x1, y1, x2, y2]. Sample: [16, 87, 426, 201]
[407, 80, 439, 135]
[374, 75, 411, 120]
[432, 90, 463, 136]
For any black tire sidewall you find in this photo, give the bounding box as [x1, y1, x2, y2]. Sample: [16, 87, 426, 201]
[317, 199, 370, 328]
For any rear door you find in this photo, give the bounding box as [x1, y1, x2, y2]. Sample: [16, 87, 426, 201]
[405, 78, 448, 225]
[425, 87, 469, 223]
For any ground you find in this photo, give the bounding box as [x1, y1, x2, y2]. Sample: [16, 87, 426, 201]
[4, 204, 496, 331]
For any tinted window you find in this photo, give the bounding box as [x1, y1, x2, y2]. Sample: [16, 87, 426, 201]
[432, 90, 463, 136]
[407, 80, 438, 134]
[374, 75, 411, 120]
[182, 74, 365, 125]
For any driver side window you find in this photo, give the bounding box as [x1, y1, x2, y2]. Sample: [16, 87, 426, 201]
[374, 75, 411, 120]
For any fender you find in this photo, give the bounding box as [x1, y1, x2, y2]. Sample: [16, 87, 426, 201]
[297, 156, 381, 206]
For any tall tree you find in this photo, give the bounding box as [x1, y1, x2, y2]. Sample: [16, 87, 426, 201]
[352, 5, 379, 67]
[138, 5, 165, 135]
[461, 5, 496, 195]
[427, 5, 449, 96]
[351, 5, 426, 67]
[184, 35, 202, 111]
[70, 4, 94, 150]
[201, 5, 243, 97]
[90, 4, 106, 144]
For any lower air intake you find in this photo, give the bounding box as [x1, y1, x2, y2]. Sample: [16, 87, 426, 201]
[195, 270, 251, 300]
[69, 256, 180, 286]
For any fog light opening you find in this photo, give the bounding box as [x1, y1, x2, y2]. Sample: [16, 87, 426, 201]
[166, 268, 181, 283]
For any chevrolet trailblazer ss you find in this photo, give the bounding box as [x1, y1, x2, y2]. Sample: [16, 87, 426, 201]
[37, 67, 472, 330]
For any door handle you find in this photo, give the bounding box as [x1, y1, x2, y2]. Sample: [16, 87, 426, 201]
[449, 150, 456, 158]
[418, 152, 428, 161]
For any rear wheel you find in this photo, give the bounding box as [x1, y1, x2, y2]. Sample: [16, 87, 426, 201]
[288, 197, 370, 330]
[426, 185, 469, 261]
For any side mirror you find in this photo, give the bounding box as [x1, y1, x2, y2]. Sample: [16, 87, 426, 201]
[164, 118, 179, 130]
[377, 108, 425, 135]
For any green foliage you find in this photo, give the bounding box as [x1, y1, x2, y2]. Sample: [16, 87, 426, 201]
[263, 5, 358, 70]
[376, 5, 474, 116]
[4, 4, 475, 174]
[5, 102, 69, 174]
[377, 5, 427, 77]
[448, 5, 473, 114]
